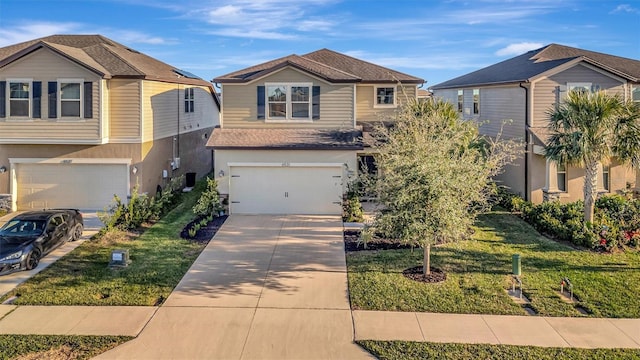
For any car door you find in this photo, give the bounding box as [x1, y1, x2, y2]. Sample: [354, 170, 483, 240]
[43, 215, 67, 253]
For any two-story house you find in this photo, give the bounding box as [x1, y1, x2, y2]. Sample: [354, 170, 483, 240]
[208, 49, 424, 214]
[0, 35, 220, 211]
[431, 44, 640, 203]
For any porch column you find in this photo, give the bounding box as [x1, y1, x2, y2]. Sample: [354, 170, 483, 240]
[544, 158, 559, 192]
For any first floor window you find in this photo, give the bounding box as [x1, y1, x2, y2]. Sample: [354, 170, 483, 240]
[184, 88, 194, 113]
[632, 86, 640, 104]
[60, 82, 81, 117]
[9, 81, 30, 117]
[473, 89, 480, 114]
[557, 163, 567, 192]
[602, 165, 610, 191]
[358, 155, 378, 176]
[375, 86, 395, 107]
[266, 83, 311, 121]
[457, 90, 463, 112]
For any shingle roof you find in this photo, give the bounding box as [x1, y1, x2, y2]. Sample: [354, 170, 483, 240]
[214, 48, 424, 84]
[431, 44, 640, 90]
[0, 34, 213, 88]
[206, 128, 364, 150]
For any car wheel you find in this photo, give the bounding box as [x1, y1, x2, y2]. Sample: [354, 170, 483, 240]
[71, 223, 84, 241]
[25, 249, 41, 271]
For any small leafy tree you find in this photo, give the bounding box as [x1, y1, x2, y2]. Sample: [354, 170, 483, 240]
[192, 177, 224, 218]
[369, 98, 521, 275]
[545, 90, 640, 223]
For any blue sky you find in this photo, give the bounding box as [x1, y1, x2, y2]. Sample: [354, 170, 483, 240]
[0, 0, 638, 87]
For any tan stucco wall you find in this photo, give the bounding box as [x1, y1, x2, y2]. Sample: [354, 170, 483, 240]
[213, 149, 357, 195]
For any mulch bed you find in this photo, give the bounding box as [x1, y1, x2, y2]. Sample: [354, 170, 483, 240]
[344, 229, 447, 283]
[180, 215, 228, 243]
[343, 230, 415, 251]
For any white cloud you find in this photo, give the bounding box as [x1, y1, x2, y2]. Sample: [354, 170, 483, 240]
[496, 42, 543, 56]
[107, 30, 176, 45]
[0, 21, 80, 46]
[610, 4, 640, 14]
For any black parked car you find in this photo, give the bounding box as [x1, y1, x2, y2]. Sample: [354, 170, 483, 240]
[0, 209, 84, 275]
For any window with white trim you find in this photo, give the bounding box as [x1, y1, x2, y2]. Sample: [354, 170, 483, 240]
[266, 83, 312, 121]
[632, 86, 640, 104]
[473, 89, 480, 114]
[457, 90, 463, 112]
[602, 165, 610, 191]
[374, 86, 396, 107]
[567, 82, 600, 94]
[557, 163, 567, 192]
[59, 81, 81, 117]
[184, 88, 194, 113]
[8, 80, 30, 117]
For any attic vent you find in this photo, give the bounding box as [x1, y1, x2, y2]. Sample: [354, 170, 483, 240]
[125, 47, 141, 54]
[173, 68, 202, 80]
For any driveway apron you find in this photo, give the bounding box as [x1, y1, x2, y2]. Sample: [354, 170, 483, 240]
[95, 215, 371, 360]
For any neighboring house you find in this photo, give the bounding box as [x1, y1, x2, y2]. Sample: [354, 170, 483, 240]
[209, 49, 424, 214]
[431, 44, 640, 203]
[0, 35, 220, 211]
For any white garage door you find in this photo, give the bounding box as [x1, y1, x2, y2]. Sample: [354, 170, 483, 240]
[16, 163, 128, 210]
[229, 165, 343, 214]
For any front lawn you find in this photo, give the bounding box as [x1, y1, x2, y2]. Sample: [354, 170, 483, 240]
[348, 211, 640, 318]
[0, 335, 131, 360]
[0, 179, 213, 306]
[358, 341, 640, 360]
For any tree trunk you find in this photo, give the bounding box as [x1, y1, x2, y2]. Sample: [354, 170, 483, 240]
[423, 243, 431, 275]
[583, 160, 599, 223]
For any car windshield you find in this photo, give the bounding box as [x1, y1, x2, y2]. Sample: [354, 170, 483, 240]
[0, 219, 46, 237]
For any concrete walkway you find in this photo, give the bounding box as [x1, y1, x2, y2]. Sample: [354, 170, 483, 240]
[0, 214, 637, 358]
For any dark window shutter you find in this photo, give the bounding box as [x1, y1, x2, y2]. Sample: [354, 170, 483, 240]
[84, 81, 92, 118]
[0, 81, 5, 118]
[257, 86, 265, 119]
[32, 81, 42, 118]
[312, 86, 320, 120]
[48, 82, 57, 118]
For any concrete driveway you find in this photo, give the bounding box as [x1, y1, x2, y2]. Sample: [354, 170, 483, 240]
[0, 211, 102, 298]
[96, 215, 372, 360]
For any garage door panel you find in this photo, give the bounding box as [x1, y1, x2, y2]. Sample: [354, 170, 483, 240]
[16, 163, 128, 210]
[230, 166, 343, 215]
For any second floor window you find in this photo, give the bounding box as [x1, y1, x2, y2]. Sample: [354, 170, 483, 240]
[473, 89, 480, 114]
[457, 90, 463, 112]
[266, 83, 312, 121]
[9, 81, 30, 117]
[185, 88, 194, 113]
[375, 86, 395, 107]
[60, 82, 81, 117]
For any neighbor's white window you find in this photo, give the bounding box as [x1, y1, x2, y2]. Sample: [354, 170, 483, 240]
[374, 86, 396, 107]
[185, 88, 195, 113]
[473, 89, 480, 114]
[557, 163, 567, 192]
[457, 90, 463, 112]
[59, 80, 82, 117]
[266, 83, 312, 121]
[8, 80, 31, 117]
[567, 82, 600, 94]
[632, 86, 640, 104]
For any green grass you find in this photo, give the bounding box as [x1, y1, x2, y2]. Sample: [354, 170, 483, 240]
[348, 211, 640, 318]
[0, 179, 211, 306]
[358, 341, 640, 360]
[0, 334, 132, 360]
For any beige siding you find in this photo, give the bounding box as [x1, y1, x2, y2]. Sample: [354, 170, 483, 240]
[142, 81, 219, 141]
[222, 67, 354, 129]
[478, 87, 526, 139]
[0, 47, 102, 143]
[356, 84, 416, 122]
[109, 79, 141, 140]
[532, 64, 625, 127]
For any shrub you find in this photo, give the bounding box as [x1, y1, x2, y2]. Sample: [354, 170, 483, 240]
[99, 185, 152, 232]
[343, 181, 364, 223]
[150, 175, 184, 219]
[192, 177, 224, 218]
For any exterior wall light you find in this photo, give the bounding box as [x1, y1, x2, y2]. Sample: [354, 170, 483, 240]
[0, 166, 6, 173]
[218, 170, 225, 177]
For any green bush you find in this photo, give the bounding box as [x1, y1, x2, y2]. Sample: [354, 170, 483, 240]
[192, 177, 224, 218]
[343, 181, 365, 223]
[151, 175, 184, 219]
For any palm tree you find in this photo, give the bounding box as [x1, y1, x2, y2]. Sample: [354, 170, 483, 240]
[545, 90, 640, 223]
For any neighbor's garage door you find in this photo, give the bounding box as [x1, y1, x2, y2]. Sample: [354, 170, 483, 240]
[229, 165, 343, 214]
[16, 163, 128, 210]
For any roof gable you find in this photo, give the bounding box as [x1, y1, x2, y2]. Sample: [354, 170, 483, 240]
[214, 48, 424, 84]
[431, 44, 640, 89]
